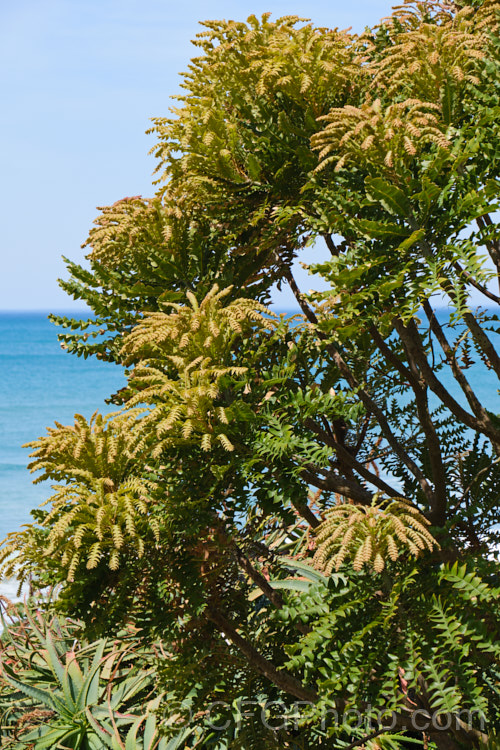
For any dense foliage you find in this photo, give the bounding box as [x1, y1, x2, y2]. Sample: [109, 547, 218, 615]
[1, 1, 500, 748]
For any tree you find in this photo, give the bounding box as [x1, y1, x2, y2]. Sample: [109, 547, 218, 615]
[1, 1, 500, 748]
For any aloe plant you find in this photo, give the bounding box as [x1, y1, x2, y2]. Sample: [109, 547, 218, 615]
[0, 600, 168, 749]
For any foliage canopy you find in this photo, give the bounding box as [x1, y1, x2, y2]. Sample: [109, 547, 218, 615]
[1, 1, 500, 748]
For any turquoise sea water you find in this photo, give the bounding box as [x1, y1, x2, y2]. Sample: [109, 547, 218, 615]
[0, 311, 499, 544]
[0, 313, 125, 542]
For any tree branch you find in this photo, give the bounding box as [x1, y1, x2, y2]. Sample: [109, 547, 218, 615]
[477, 214, 500, 280]
[233, 545, 284, 610]
[421, 302, 500, 453]
[257, 458, 321, 528]
[369, 325, 415, 384]
[292, 500, 321, 529]
[283, 266, 318, 325]
[303, 418, 402, 500]
[323, 234, 343, 257]
[342, 728, 392, 749]
[414, 228, 500, 378]
[323, 344, 436, 504]
[453, 261, 500, 305]
[284, 267, 436, 504]
[301, 468, 373, 504]
[206, 606, 318, 703]
[463, 309, 500, 381]
[285, 268, 438, 502]
[233, 544, 311, 635]
[375, 324, 448, 524]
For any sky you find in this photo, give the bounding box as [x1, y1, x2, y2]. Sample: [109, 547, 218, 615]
[1, 0, 400, 311]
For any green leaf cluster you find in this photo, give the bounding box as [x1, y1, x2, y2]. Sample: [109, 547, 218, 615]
[2, 2, 500, 748]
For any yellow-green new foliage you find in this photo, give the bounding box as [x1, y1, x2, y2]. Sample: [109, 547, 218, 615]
[313, 97, 450, 175]
[83, 195, 166, 269]
[369, 2, 496, 106]
[0, 411, 159, 583]
[313, 1, 499, 176]
[3, 4, 500, 747]
[149, 14, 359, 222]
[121, 285, 274, 455]
[313, 496, 438, 574]
[24, 409, 146, 486]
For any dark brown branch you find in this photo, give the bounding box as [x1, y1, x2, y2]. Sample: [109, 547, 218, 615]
[453, 261, 500, 305]
[342, 728, 392, 750]
[257, 456, 321, 529]
[421, 302, 500, 453]
[353, 416, 370, 457]
[416, 229, 500, 378]
[462, 310, 500, 381]
[206, 606, 318, 703]
[377, 323, 448, 524]
[477, 214, 500, 276]
[409, 386, 448, 524]
[323, 233, 340, 256]
[233, 544, 310, 635]
[370, 325, 415, 384]
[412, 226, 500, 377]
[457, 454, 500, 509]
[323, 344, 436, 503]
[301, 468, 373, 504]
[292, 500, 321, 529]
[302, 418, 402, 499]
[234, 545, 284, 610]
[451, 716, 489, 747]
[283, 266, 318, 325]
[284, 268, 435, 502]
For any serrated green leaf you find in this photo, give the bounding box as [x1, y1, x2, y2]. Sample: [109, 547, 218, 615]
[357, 219, 411, 240]
[365, 177, 411, 217]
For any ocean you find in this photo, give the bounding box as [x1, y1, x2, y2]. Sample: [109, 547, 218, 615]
[0, 312, 125, 543]
[0, 310, 499, 548]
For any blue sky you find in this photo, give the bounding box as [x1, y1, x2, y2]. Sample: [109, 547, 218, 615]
[0, 0, 398, 310]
